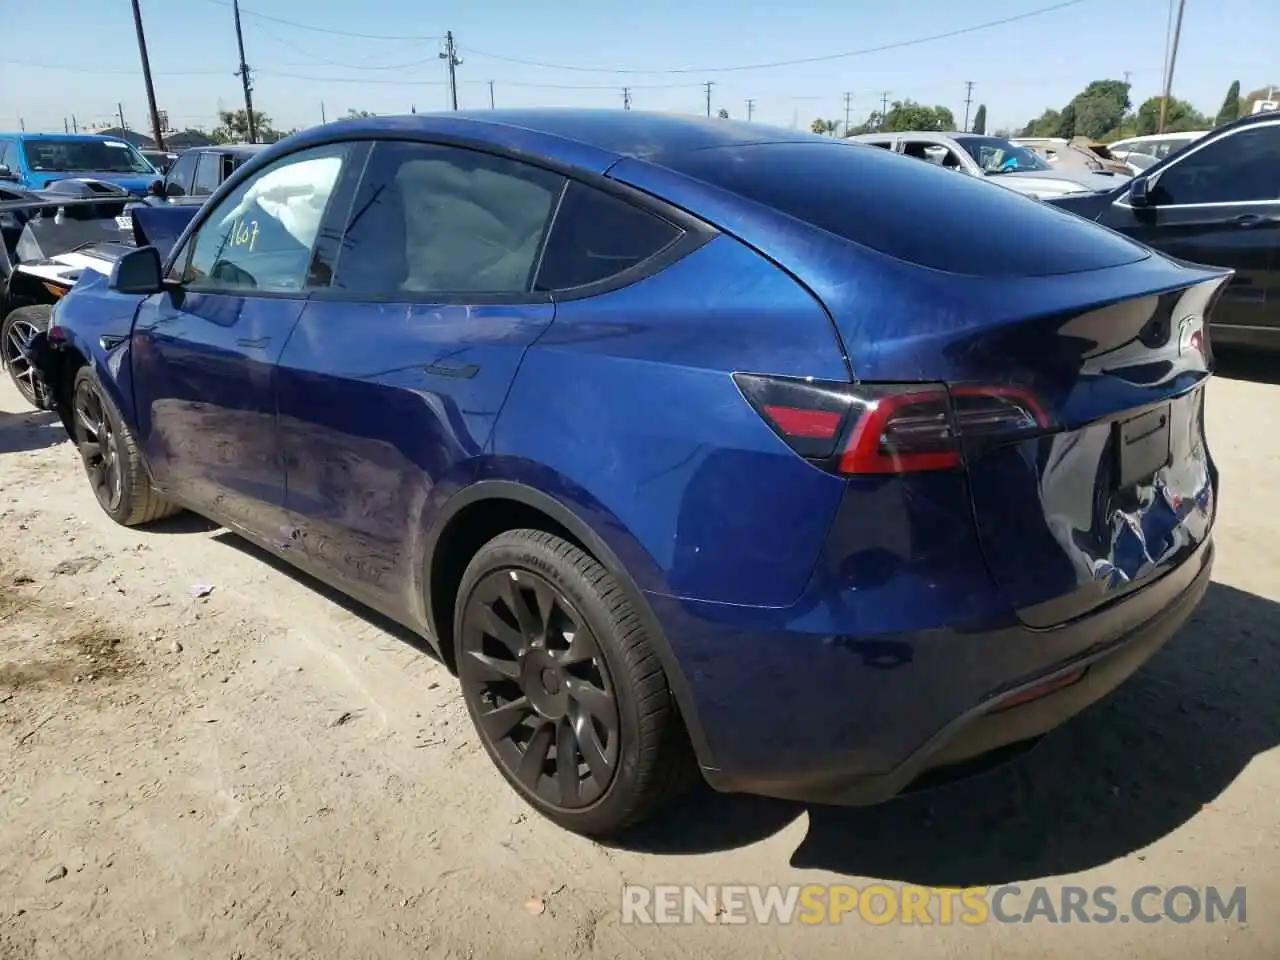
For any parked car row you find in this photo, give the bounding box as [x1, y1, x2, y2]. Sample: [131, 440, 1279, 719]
[0, 131, 262, 202]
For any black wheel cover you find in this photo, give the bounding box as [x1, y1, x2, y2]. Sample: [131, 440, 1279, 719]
[459, 567, 621, 811]
[72, 378, 123, 513]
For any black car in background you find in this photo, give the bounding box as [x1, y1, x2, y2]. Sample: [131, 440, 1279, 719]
[147, 143, 267, 204]
[1047, 111, 1280, 349]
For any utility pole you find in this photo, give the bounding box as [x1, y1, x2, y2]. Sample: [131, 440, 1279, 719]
[63, 118, 69, 133]
[18, 117, 24, 132]
[745, 98, 755, 122]
[622, 87, 632, 111]
[130, 0, 166, 150]
[117, 103, 127, 130]
[1158, 0, 1186, 133]
[72, 115, 79, 133]
[962, 81, 976, 132]
[880, 91, 890, 129]
[704, 81, 714, 118]
[1123, 70, 1132, 86]
[488, 80, 495, 109]
[843, 92, 852, 135]
[232, 0, 257, 142]
[439, 32, 462, 111]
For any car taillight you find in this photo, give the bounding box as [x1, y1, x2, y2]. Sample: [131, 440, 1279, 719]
[733, 373, 1051, 476]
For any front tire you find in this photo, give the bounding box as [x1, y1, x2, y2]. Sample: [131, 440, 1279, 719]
[70, 366, 181, 526]
[2, 305, 52, 409]
[455, 529, 692, 836]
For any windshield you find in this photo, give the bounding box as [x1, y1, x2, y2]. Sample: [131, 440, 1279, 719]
[959, 137, 1051, 174]
[22, 139, 156, 175]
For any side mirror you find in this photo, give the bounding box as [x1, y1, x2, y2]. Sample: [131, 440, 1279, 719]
[1128, 174, 1158, 207]
[109, 246, 166, 295]
[147, 179, 165, 198]
[0, 164, 16, 181]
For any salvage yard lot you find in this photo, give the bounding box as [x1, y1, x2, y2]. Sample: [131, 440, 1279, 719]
[2, 360, 1279, 960]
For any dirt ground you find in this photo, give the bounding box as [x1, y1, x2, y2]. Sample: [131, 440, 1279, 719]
[1, 358, 1279, 960]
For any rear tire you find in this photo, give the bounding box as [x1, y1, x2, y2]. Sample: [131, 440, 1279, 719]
[455, 529, 693, 836]
[70, 366, 181, 526]
[2, 305, 52, 409]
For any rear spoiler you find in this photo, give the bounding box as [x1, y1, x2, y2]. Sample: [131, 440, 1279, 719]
[0, 196, 132, 216]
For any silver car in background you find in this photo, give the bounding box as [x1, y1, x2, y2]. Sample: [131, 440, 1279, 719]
[852, 131, 1128, 198]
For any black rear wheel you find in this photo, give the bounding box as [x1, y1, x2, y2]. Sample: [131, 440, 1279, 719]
[2, 305, 52, 409]
[456, 529, 693, 835]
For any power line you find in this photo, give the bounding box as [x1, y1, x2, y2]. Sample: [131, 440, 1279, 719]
[247, 21, 442, 71]
[200, 0, 441, 41]
[460, 0, 1091, 74]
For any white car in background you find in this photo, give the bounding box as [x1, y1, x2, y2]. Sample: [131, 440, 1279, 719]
[1107, 130, 1209, 163]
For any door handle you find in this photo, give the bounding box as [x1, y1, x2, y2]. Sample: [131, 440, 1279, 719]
[235, 336, 271, 348]
[1229, 214, 1268, 228]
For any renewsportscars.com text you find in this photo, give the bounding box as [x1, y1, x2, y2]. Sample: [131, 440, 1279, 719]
[621, 883, 1247, 926]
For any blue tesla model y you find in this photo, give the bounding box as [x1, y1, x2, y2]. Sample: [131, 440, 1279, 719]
[31, 110, 1226, 835]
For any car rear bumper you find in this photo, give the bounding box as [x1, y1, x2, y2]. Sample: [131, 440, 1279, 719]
[654, 535, 1213, 806]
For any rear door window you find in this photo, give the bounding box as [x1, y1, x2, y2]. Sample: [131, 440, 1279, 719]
[663, 140, 1149, 277]
[534, 181, 681, 291]
[330, 140, 564, 296]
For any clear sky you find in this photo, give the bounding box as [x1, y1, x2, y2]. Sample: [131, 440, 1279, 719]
[0, 0, 1275, 136]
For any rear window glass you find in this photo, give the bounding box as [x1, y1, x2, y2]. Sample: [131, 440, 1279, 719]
[663, 141, 1148, 277]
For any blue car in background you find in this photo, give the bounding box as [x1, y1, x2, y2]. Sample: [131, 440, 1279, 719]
[0, 132, 161, 197]
[28, 110, 1227, 836]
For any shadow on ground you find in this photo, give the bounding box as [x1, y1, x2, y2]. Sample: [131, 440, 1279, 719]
[0, 409, 63, 455]
[620, 581, 1280, 885]
[184, 519, 1280, 886]
[1213, 348, 1280, 387]
[209, 530, 441, 661]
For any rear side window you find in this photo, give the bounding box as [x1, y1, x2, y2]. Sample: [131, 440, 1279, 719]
[535, 182, 680, 291]
[664, 141, 1149, 277]
[331, 141, 564, 296]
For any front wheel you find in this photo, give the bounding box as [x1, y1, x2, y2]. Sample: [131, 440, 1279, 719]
[70, 366, 181, 526]
[455, 529, 694, 836]
[2, 305, 52, 409]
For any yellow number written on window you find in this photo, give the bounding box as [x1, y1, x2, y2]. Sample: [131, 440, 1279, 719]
[228, 216, 260, 252]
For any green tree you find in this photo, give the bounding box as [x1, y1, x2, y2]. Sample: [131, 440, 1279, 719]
[1214, 81, 1241, 126]
[971, 104, 987, 134]
[880, 99, 955, 132]
[1020, 108, 1062, 137]
[211, 109, 285, 144]
[1134, 96, 1209, 136]
[346, 109, 376, 119]
[1068, 79, 1131, 139]
[810, 118, 838, 136]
